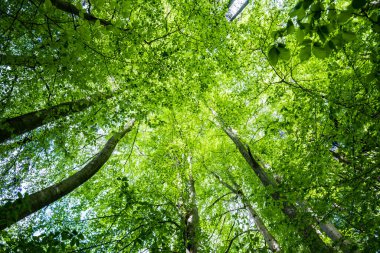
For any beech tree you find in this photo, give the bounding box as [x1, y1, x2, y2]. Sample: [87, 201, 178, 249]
[0, 119, 134, 230]
[0, 93, 114, 143]
[1, 0, 379, 252]
[212, 171, 281, 252]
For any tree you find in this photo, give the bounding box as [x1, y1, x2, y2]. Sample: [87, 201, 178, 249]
[212, 171, 281, 252]
[213, 114, 332, 252]
[0, 119, 134, 230]
[183, 173, 200, 253]
[1, 0, 379, 252]
[0, 92, 113, 143]
[217, 117, 357, 252]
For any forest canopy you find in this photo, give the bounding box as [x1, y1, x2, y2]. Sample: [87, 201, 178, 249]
[0, 0, 379, 252]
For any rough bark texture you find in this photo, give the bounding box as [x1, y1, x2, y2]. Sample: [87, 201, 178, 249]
[185, 175, 199, 253]
[0, 119, 135, 230]
[0, 93, 112, 143]
[50, 0, 112, 26]
[221, 126, 332, 252]
[212, 172, 281, 252]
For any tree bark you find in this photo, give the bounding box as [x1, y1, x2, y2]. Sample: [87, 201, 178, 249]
[318, 222, 357, 253]
[212, 172, 281, 252]
[218, 120, 359, 252]
[217, 122, 332, 252]
[0, 93, 113, 143]
[185, 174, 199, 253]
[0, 119, 135, 230]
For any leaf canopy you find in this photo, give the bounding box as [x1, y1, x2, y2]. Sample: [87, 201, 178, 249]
[0, 0, 379, 252]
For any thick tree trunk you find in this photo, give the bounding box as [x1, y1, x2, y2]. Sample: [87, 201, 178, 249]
[0, 93, 112, 143]
[0, 119, 135, 230]
[220, 123, 358, 252]
[212, 172, 281, 252]
[185, 174, 199, 253]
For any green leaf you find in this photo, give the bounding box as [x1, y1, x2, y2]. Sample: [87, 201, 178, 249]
[312, 43, 330, 59]
[268, 46, 280, 65]
[279, 47, 291, 61]
[337, 11, 353, 24]
[299, 45, 311, 61]
[303, 0, 314, 9]
[299, 22, 312, 35]
[317, 28, 327, 42]
[331, 33, 345, 48]
[327, 8, 337, 21]
[352, 0, 367, 9]
[295, 29, 305, 43]
[286, 20, 295, 35]
[289, 1, 303, 17]
[342, 31, 356, 41]
[374, 24, 380, 33]
[289, 2, 306, 19]
[301, 39, 312, 45]
[327, 40, 336, 51]
[313, 3, 323, 12]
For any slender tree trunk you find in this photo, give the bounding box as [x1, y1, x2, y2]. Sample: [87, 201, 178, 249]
[318, 222, 357, 253]
[0, 93, 113, 143]
[212, 115, 331, 252]
[0, 119, 135, 230]
[218, 120, 358, 252]
[212, 172, 281, 252]
[184, 171, 199, 253]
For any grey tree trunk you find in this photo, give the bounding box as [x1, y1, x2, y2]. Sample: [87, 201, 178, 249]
[185, 174, 199, 253]
[213, 116, 331, 252]
[318, 222, 357, 253]
[0, 119, 135, 230]
[0, 93, 112, 143]
[219, 120, 358, 252]
[212, 172, 281, 252]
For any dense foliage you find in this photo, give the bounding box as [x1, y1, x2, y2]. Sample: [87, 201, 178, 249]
[0, 0, 379, 252]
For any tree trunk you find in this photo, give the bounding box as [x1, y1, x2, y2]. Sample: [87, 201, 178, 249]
[0, 93, 112, 143]
[318, 221, 358, 253]
[216, 120, 332, 252]
[0, 119, 135, 230]
[219, 121, 358, 252]
[212, 172, 281, 252]
[185, 174, 199, 253]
